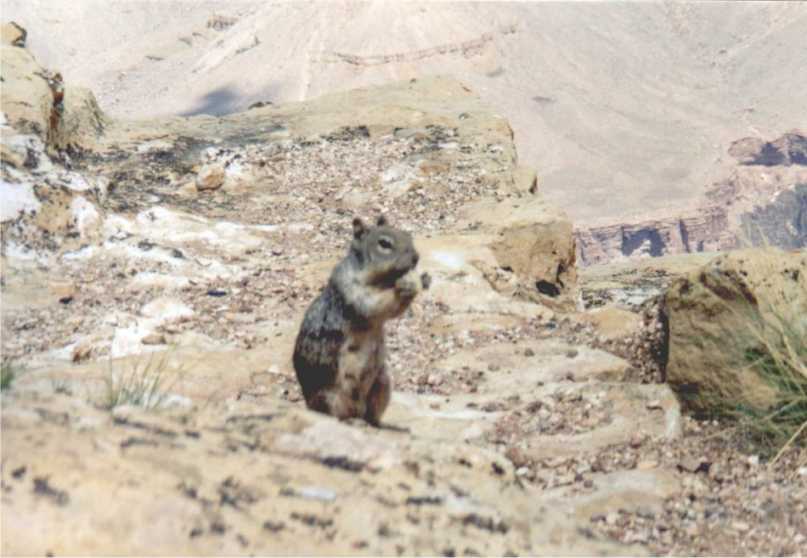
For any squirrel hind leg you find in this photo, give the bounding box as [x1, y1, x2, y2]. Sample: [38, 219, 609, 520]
[364, 371, 391, 427]
[308, 389, 358, 420]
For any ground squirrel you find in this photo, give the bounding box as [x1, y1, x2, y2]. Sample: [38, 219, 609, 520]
[293, 216, 430, 426]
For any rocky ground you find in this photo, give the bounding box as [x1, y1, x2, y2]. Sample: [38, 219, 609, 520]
[2, 32, 806, 555]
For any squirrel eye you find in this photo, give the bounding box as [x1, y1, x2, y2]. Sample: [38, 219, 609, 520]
[378, 237, 393, 250]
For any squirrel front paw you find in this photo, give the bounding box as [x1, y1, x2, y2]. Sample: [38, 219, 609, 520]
[395, 270, 430, 301]
[395, 274, 419, 299]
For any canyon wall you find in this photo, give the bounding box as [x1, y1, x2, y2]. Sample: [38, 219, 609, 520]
[576, 132, 807, 265]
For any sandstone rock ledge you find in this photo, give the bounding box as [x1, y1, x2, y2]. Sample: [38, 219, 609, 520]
[1, 36, 685, 555]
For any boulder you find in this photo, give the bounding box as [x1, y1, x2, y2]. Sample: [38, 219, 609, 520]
[0, 45, 55, 139]
[459, 194, 578, 308]
[0, 33, 106, 148]
[663, 248, 807, 413]
[195, 163, 226, 191]
[50, 85, 107, 149]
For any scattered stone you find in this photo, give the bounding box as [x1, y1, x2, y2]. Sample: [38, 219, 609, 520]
[32, 477, 69, 506]
[141, 333, 166, 345]
[196, 164, 226, 191]
[731, 520, 750, 532]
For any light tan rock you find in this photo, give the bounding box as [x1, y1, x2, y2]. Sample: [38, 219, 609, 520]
[50, 85, 107, 149]
[3, 360, 652, 557]
[459, 195, 578, 308]
[417, 233, 556, 321]
[48, 281, 76, 302]
[195, 164, 226, 191]
[580, 306, 643, 341]
[1, 21, 26, 47]
[141, 333, 167, 346]
[513, 165, 538, 194]
[664, 248, 807, 413]
[1, 35, 106, 149]
[0, 45, 55, 139]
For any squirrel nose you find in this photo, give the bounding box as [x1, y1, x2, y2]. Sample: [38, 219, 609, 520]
[412, 252, 419, 267]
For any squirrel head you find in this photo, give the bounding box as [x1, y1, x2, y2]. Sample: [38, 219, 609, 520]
[351, 216, 419, 286]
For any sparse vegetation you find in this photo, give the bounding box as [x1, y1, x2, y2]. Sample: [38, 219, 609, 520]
[101, 351, 181, 411]
[731, 308, 807, 461]
[1, 361, 20, 391]
[713, 300, 807, 462]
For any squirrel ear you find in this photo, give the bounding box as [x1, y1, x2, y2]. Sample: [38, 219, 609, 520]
[352, 217, 367, 239]
[376, 215, 388, 227]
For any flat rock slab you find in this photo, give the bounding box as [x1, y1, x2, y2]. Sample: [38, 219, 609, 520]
[1, 391, 641, 556]
[432, 339, 632, 388]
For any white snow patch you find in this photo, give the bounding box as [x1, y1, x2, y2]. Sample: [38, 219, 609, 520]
[1, 180, 41, 221]
[70, 196, 100, 236]
[103, 213, 136, 237]
[141, 298, 194, 324]
[133, 206, 263, 249]
[4, 240, 49, 263]
[251, 224, 280, 232]
[136, 139, 174, 153]
[429, 250, 466, 271]
[67, 174, 92, 191]
[225, 159, 246, 178]
[62, 245, 97, 261]
[111, 242, 180, 265]
[110, 321, 155, 358]
[130, 272, 191, 290]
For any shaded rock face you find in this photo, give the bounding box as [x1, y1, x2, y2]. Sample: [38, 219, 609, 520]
[663, 248, 807, 414]
[0, 37, 696, 556]
[741, 183, 807, 250]
[729, 132, 807, 167]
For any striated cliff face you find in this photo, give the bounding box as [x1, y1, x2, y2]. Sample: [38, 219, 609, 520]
[576, 208, 732, 266]
[576, 131, 807, 266]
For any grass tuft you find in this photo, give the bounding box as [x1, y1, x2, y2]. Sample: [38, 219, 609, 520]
[101, 351, 180, 411]
[1, 361, 20, 391]
[724, 303, 807, 462]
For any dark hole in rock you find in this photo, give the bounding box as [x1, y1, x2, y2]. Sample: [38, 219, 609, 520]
[535, 280, 560, 297]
